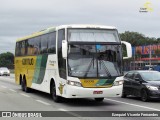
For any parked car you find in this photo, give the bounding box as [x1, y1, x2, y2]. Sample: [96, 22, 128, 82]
[0, 67, 10, 76]
[122, 70, 160, 102]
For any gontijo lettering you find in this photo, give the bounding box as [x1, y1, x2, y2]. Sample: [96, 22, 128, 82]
[22, 58, 34, 65]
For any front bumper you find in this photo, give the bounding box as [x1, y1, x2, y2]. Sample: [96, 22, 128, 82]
[62, 84, 123, 98]
[0, 73, 10, 76]
[148, 90, 160, 99]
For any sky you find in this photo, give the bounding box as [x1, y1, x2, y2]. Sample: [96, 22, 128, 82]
[0, 0, 160, 53]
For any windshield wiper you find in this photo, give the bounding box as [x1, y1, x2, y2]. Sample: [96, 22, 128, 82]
[83, 57, 95, 77]
[99, 60, 112, 78]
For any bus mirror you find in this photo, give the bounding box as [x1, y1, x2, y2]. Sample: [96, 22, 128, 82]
[62, 40, 67, 59]
[121, 41, 132, 59]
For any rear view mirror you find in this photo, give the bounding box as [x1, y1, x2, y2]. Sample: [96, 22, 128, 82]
[135, 78, 140, 81]
[121, 41, 132, 59]
[135, 78, 143, 83]
[62, 40, 67, 59]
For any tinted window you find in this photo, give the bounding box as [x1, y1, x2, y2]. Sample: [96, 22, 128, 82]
[134, 73, 142, 80]
[32, 37, 41, 55]
[21, 41, 25, 56]
[125, 72, 134, 79]
[41, 34, 48, 54]
[48, 32, 56, 54]
[58, 29, 66, 79]
[28, 39, 34, 55]
[16, 32, 56, 56]
[15, 42, 22, 56]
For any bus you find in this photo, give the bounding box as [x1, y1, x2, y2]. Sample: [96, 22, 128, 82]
[15, 25, 132, 102]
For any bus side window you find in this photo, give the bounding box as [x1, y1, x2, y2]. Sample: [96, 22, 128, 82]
[48, 32, 56, 54]
[21, 41, 26, 56]
[40, 34, 48, 54]
[28, 38, 34, 55]
[25, 40, 28, 55]
[58, 29, 66, 79]
[15, 42, 21, 56]
[33, 37, 41, 55]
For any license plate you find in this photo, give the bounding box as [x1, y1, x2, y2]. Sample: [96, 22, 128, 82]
[93, 91, 103, 94]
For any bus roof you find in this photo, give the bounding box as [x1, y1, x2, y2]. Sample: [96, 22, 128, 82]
[57, 24, 116, 29]
[16, 27, 56, 42]
[16, 24, 116, 42]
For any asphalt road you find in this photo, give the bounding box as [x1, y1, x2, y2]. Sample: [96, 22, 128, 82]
[0, 74, 160, 120]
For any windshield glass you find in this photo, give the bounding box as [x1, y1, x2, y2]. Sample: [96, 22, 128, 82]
[68, 29, 119, 43]
[141, 72, 160, 81]
[68, 44, 122, 78]
[0, 67, 8, 70]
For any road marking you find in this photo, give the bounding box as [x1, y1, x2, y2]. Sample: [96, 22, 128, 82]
[1, 86, 7, 88]
[58, 108, 85, 118]
[105, 98, 160, 111]
[20, 93, 30, 97]
[9, 89, 17, 92]
[58, 108, 68, 111]
[36, 100, 50, 105]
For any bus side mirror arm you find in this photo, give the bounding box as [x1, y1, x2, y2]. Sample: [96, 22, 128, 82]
[62, 40, 68, 59]
[121, 41, 132, 59]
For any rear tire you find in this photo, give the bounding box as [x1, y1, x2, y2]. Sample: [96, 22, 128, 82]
[51, 81, 61, 102]
[21, 79, 25, 91]
[95, 98, 104, 102]
[21, 77, 30, 93]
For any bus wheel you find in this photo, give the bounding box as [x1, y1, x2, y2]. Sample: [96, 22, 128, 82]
[21, 79, 25, 91]
[51, 82, 61, 102]
[95, 98, 104, 102]
[22, 77, 30, 93]
[121, 91, 127, 98]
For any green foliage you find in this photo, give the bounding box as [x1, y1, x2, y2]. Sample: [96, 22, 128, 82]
[120, 31, 158, 46]
[122, 44, 127, 57]
[155, 49, 160, 55]
[0, 52, 14, 69]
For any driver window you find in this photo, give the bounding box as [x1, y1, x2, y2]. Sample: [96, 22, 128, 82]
[134, 73, 142, 80]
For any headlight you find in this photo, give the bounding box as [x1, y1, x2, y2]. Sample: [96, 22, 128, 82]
[67, 80, 82, 87]
[113, 80, 124, 86]
[146, 85, 158, 90]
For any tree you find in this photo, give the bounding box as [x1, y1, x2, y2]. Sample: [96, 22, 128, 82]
[157, 38, 160, 43]
[120, 31, 159, 46]
[120, 31, 145, 46]
[0, 52, 14, 69]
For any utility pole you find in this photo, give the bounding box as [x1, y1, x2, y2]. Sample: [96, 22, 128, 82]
[149, 45, 152, 67]
[134, 47, 136, 70]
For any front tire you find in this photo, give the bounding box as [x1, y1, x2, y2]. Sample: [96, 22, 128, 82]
[51, 82, 61, 102]
[141, 89, 149, 102]
[95, 98, 104, 102]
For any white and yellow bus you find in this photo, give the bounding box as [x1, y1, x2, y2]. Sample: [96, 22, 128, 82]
[15, 25, 132, 102]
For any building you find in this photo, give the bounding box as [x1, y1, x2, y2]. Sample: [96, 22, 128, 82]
[130, 45, 160, 71]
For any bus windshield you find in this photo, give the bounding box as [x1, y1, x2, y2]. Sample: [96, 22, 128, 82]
[68, 44, 122, 78]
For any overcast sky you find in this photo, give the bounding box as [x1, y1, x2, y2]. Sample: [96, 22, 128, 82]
[0, 0, 160, 53]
